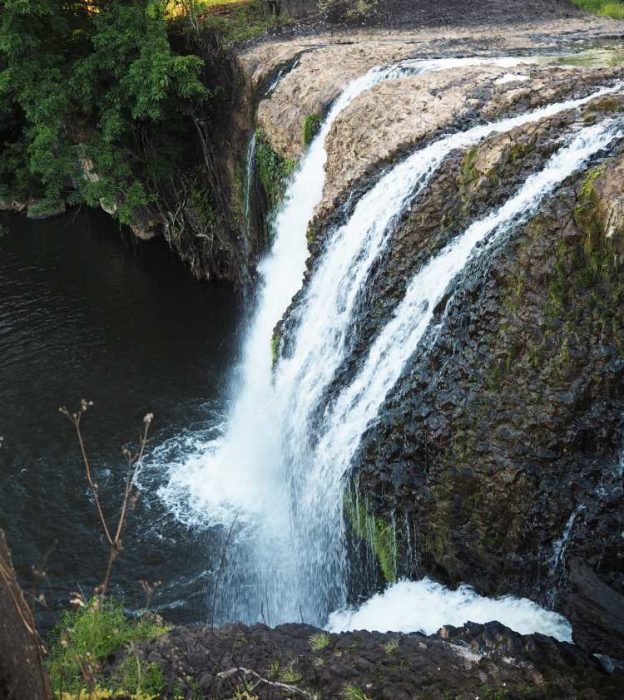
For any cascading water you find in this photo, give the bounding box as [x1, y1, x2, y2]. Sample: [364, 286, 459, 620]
[159, 56, 454, 621]
[242, 132, 257, 260]
[157, 57, 622, 629]
[269, 100, 622, 622]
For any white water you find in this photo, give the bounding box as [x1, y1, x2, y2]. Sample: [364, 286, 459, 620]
[159, 59, 436, 526]
[157, 58, 622, 627]
[549, 505, 584, 574]
[268, 114, 621, 621]
[327, 578, 573, 641]
[242, 132, 257, 258]
[160, 56, 542, 526]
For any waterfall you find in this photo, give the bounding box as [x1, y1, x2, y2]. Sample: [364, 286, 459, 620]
[549, 505, 584, 575]
[242, 132, 257, 259]
[271, 109, 622, 621]
[157, 58, 622, 627]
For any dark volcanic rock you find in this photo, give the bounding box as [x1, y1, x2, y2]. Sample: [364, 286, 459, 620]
[351, 107, 624, 658]
[278, 92, 624, 660]
[123, 620, 624, 699]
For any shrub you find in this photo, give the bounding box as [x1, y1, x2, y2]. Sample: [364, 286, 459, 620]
[571, 0, 624, 19]
[47, 598, 168, 695]
[309, 632, 331, 651]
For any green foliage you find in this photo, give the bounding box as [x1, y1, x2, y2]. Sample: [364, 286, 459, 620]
[279, 664, 303, 683]
[256, 130, 297, 215]
[47, 598, 168, 695]
[199, 0, 291, 45]
[345, 488, 396, 583]
[0, 0, 207, 221]
[302, 113, 323, 147]
[571, 0, 624, 19]
[342, 684, 372, 700]
[318, 0, 379, 20]
[112, 654, 166, 696]
[309, 632, 331, 651]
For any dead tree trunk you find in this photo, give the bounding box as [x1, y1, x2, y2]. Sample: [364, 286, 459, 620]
[0, 530, 51, 700]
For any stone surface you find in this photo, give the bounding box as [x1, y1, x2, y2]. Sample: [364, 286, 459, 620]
[250, 21, 624, 226]
[123, 619, 624, 698]
[347, 105, 624, 658]
[276, 82, 624, 660]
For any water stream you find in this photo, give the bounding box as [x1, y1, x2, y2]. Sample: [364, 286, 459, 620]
[156, 62, 622, 631]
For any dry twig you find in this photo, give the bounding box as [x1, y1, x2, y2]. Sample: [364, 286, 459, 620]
[59, 401, 153, 597]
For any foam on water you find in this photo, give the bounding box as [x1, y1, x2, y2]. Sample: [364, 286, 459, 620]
[327, 578, 573, 642]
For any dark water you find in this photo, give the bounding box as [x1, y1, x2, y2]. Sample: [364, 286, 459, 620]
[0, 209, 244, 628]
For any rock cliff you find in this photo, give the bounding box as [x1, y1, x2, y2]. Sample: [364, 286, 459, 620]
[251, 19, 624, 660]
[124, 620, 624, 698]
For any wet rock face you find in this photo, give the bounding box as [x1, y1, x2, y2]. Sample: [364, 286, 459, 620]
[349, 109, 624, 657]
[129, 620, 624, 699]
[270, 47, 624, 655]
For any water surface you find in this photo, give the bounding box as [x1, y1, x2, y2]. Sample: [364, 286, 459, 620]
[0, 209, 243, 626]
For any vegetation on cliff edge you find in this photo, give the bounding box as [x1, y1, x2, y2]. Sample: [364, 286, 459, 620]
[0, 1, 210, 224]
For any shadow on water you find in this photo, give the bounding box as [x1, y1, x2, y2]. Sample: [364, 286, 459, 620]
[0, 207, 245, 629]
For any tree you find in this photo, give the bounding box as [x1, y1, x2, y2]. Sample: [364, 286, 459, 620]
[0, 0, 207, 221]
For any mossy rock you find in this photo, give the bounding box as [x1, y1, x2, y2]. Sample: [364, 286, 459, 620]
[26, 198, 66, 219]
[302, 113, 323, 147]
[345, 488, 396, 583]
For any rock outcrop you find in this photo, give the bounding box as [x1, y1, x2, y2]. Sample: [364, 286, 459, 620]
[260, 32, 624, 659]
[124, 620, 624, 698]
[353, 128, 624, 658]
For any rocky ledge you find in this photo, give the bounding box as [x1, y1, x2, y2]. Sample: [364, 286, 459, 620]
[123, 620, 624, 699]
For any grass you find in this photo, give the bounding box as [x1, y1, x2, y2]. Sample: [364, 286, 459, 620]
[196, 0, 293, 44]
[309, 632, 331, 651]
[47, 598, 169, 696]
[342, 684, 372, 700]
[571, 0, 624, 19]
[382, 638, 399, 654]
[279, 664, 303, 683]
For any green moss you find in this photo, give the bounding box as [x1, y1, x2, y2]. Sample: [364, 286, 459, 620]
[574, 164, 607, 255]
[47, 598, 169, 695]
[302, 113, 323, 147]
[345, 489, 397, 583]
[460, 146, 479, 184]
[271, 330, 281, 366]
[256, 130, 297, 217]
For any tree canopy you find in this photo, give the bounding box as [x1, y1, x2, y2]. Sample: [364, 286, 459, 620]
[0, 0, 207, 221]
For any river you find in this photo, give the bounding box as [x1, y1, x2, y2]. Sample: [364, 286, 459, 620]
[0, 208, 243, 628]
